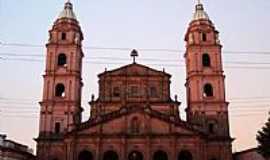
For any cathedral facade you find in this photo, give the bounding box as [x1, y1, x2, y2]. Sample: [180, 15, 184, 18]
[36, 1, 233, 160]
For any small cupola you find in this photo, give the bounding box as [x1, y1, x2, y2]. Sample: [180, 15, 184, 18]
[57, 0, 77, 20]
[192, 0, 209, 21]
[49, 0, 83, 44]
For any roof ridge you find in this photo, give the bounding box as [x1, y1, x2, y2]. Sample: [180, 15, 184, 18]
[98, 63, 171, 77]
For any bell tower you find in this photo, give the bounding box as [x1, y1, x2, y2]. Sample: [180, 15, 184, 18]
[38, 0, 84, 137]
[184, 1, 230, 138]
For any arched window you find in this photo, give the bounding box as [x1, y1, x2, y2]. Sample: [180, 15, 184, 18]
[78, 150, 93, 160]
[54, 122, 61, 134]
[129, 86, 139, 97]
[202, 53, 211, 67]
[57, 54, 67, 67]
[131, 117, 140, 134]
[203, 84, 213, 97]
[55, 83, 65, 97]
[153, 150, 168, 160]
[113, 87, 120, 97]
[61, 32, 67, 40]
[103, 150, 119, 160]
[150, 87, 158, 98]
[202, 33, 207, 42]
[128, 151, 143, 160]
[208, 123, 215, 134]
[178, 150, 192, 160]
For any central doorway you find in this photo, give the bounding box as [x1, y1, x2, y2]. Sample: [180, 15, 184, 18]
[128, 151, 143, 160]
[103, 150, 119, 160]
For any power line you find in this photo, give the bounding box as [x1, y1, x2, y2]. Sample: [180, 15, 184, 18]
[0, 53, 44, 57]
[0, 97, 39, 101]
[2, 52, 270, 65]
[0, 53, 184, 62]
[0, 42, 42, 48]
[2, 57, 270, 70]
[228, 100, 270, 104]
[1, 96, 270, 104]
[0, 112, 267, 119]
[1, 41, 270, 55]
[2, 52, 270, 68]
[229, 113, 268, 117]
[1, 115, 39, 119]
[229, 96, 270, 100]
[1, 103, 269, 112]
[0, 101, 37, 105]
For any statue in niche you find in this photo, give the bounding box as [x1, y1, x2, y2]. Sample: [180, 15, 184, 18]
[74, 33, 80, 44]
[215, 33, 220, 44]
[48, 32, 52, 43]
[189, 33, 194, 44]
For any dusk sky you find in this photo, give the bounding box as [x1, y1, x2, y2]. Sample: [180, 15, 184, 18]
[0, 0, 270, 153]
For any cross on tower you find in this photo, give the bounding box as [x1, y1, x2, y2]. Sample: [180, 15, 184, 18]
[130, 49, 138, 64]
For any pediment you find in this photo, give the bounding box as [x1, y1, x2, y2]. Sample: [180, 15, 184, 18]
[98, 63, 171, 77]
[67, 107, 203, 137]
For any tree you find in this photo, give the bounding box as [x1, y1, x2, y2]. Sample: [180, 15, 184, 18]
[256, 112, 270, 160]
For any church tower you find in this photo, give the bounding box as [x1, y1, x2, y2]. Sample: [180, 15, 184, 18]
[184, 1, 230, 139]
[38, 0, 83, 141]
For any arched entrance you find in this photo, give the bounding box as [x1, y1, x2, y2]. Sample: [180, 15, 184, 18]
[78, 150, 93, 160]
[153, 150, 168, 160]
[128, 151, 143, 160]
[178, 150, 192, 160]
[103, 150, 119, 160]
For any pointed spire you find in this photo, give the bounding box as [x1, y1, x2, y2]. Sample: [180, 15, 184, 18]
[58, 0, 77, 20]
[192, 0, 209, 21]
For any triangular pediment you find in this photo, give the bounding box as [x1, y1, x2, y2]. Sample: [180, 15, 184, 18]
[67, 106, 204, 137]
[98, 63, 171, 77]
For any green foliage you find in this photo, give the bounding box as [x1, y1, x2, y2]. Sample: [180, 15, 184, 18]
[256, 112, 270, 159]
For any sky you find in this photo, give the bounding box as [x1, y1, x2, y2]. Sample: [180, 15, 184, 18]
[0, 0, 270, 154]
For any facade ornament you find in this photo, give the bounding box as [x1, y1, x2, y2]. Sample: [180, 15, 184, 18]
[48, 32, 52, 43]
[189, 33, 194, 44]
[91, 94, 95, 102]
[130, 49, 138, 64]
[216, 33, 220, 44]
[74, 33, 80, 44]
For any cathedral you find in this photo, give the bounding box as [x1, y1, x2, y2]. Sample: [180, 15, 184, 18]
[36, 1, 233, 160]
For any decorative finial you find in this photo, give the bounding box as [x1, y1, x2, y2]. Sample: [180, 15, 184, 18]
[91, 94, 95, 102]
[192, 0, 209, 21]
[57, 0, 77, 20]
[64, 0, 73, 10]
[130, 49, 138, 64]
[174, 95, 178, 101]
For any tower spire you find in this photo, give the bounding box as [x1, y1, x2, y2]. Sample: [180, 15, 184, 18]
[57, 0, 77, 20]
[192, 0, 209, 21]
